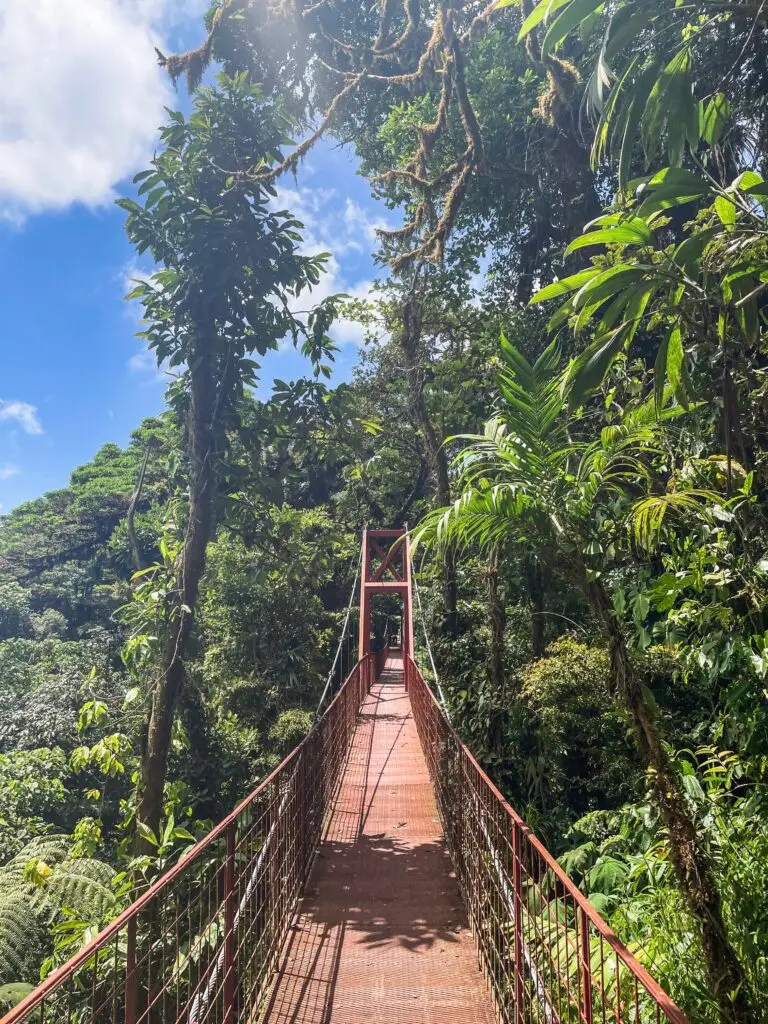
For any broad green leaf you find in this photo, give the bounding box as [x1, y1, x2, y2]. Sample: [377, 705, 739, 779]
[672, 228, 716, 276]
[530, 268, 600, 303]
[733, 170, 764, 192]
[568, 324, 629, 403]
[587, 856, 629, 894]
[616, 63, 659, 191]
[714, 195, 736, 229]
[654, 331, 670, 413]
[516, 0, 572, 40]
[579, 7, 602, 40]
[647, 167, 708, 191]
[635, 172, 711, 218]
[667, 107, 686, 167]
[572, 266, 646, 311]
[667, 327, 687, 407]
[541, 0, 604, 59]
[702, 93, 731, 145]
[565, 223, 652, 255]
[623, 282, 658, 343]
[642, 49, 692, 165]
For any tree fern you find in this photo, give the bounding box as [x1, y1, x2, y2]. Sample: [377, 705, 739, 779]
[0, 835, 119, 986]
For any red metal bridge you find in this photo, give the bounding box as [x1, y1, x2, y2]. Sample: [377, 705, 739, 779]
[2, 530, 688, 1024]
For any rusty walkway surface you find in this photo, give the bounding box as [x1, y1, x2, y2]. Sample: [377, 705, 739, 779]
[261, 660, 495, 1023]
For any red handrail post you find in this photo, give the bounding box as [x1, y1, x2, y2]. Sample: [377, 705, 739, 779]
[224, 821, 236, 1024]
[512, 821, 525, 1024]
[580, 905, 594, 1024]
[125, 915, 137, 1024]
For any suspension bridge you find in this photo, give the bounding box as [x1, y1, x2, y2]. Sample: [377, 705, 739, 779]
[1, 529, 688, 1024]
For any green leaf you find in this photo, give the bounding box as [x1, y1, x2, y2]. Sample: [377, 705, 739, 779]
[541, 0, 604, 59]
[172, 828, 197, 842]
[572, 266, 645, 311]
[667, 326, 687, 407]
[587, 856, 629, 894]
[654, 332, 670, 414]
[530, 268, 600, 303]
[516, 0, 572, 40]
[568, 324, 629, 403]
[616, 64, 659, 191]
[714, 195, 736, 229]
[733, 170, 764, 192]
[672, 228, 716, 277]
[622, 281, 658, 343]
[642, 49, 692, 165]
[564, 224, 652, 255]
[635, 178, 710, 219]
[136, 822, 159, 847]
[702, 93, 731, 145]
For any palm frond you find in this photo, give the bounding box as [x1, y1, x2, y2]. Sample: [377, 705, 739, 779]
[413, 483, 534, 556]
[628, 490, 724, 551]
[498, 336, 567, 452]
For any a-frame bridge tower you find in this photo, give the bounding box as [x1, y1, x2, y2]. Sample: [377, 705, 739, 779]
[358, 527, 414, 662]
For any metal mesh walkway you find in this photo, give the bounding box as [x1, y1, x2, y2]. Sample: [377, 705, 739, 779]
[260, 661, 496, 1023]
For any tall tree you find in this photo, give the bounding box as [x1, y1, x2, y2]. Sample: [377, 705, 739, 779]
[120, 74, 337, 842]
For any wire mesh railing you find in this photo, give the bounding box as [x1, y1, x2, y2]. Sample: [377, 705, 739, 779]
[405, 655, 688, 1024]
[1, 654, 377, 1024]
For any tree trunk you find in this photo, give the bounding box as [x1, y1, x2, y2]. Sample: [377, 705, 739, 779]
[136, 347, 216, 846]
[393, 453, 428, 528]
[127, 444, 151, 573]
[523, 555, 546, 659]
[398, 295, 458, 636]
[586, 577, 753, 1024]
[487, 547, 505, 692]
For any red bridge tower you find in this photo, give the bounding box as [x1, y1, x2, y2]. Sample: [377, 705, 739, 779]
[358, 527, 414, 662]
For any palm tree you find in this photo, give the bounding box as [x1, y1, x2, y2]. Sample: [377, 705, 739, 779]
[415, 336, 753, 1024]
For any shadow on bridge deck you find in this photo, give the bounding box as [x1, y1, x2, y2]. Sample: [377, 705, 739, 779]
[260, 663, 495, 1024]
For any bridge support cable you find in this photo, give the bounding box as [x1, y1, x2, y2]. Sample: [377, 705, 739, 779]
[314, 539, 363, 720]
[409, 551, 449, 712]
[408, 547, 556, 1020]
[186, 782, 291, 1024]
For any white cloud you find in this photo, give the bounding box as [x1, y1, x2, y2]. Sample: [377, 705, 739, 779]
[128, 349, 158, 374]
[344, 199, 393, 243]
[0, 465, 19, 481]
[0, 401, 43, 435]
[0, 0, 206, 218]
[272, 186, 391, 347]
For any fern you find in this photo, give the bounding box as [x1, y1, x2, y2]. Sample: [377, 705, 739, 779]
[0, 835, 118, 986]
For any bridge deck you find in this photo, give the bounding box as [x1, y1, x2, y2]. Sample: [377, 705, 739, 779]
[261, 660, 495, 1023]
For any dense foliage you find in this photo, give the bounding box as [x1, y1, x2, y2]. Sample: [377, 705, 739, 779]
[4, 1, 768, 1021]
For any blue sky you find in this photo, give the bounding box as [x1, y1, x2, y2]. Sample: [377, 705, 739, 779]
[0, 0, 391, 513]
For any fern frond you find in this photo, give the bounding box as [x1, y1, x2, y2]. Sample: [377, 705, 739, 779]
[0, 895, 47, 984]
[0, 838, 118, 984]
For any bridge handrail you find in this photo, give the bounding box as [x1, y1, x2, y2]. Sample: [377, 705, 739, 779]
[0, 653, 377, 1024]
[405, 654, 689, 1024]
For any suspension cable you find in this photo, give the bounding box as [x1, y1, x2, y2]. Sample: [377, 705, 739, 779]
[410, 543, 556, 1020]
[314, 537, 363, 719]
[410, 550, 451, 719]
